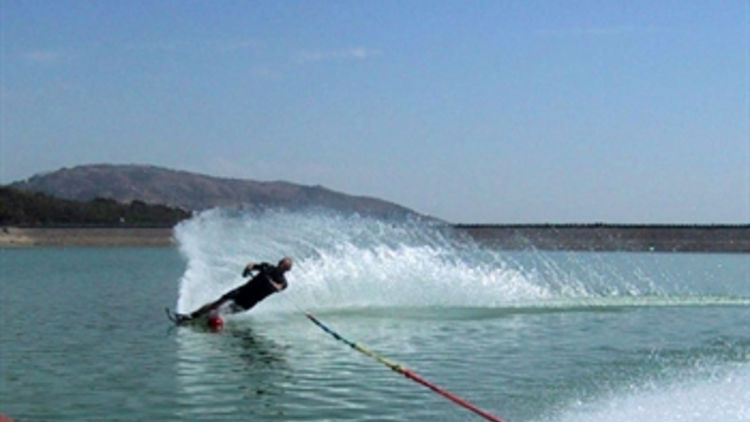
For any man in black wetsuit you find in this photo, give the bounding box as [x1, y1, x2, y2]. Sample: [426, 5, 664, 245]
[177, 257, 292, 322]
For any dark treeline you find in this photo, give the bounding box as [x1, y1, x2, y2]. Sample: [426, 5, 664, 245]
[0, 186, 191, 227]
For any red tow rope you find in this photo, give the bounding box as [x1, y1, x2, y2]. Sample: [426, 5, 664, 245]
[305, 313, 508, 422]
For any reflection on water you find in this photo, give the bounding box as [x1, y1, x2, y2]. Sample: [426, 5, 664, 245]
[174, 320, 293, 421]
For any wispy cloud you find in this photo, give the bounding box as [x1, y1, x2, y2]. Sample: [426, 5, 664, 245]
[296, 47, 381, 63]
[249, 65, 281, 80]
[217, 39, 261, 53]
[536, 25, 669, 37]
[127, 38, 261, 54]
[22, 49, 71, 64]
[208, 157, 253, 180]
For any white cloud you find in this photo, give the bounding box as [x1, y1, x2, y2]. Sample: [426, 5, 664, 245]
[296, 47, 381, 63]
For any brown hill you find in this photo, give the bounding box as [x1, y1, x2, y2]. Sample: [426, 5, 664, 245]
[10, 164, 420, 217]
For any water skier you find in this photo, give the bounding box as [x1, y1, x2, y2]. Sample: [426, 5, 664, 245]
[174, 257, 292, 323]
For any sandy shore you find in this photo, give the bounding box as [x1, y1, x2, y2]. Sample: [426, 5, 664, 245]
[0, 227, 174, 247]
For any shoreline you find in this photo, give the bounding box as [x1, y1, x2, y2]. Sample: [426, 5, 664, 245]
[1, 225, 748, 252]
[455, 224, 750, 253]
[0, 227, 174, 247]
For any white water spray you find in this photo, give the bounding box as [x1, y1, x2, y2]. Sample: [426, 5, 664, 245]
[172, 208, 714, 314]
[550, 362, 750, 422]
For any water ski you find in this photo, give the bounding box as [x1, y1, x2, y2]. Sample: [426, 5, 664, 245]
[165, 307, 224, 331]
[165, 307, 191, 324]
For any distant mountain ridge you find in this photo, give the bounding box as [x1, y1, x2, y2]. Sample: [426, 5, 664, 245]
[10, 164, 421, 218]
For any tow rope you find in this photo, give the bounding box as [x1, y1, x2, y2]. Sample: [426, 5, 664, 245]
[304, 312, 508, 422]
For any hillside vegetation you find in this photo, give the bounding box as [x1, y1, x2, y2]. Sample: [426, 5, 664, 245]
[0, 186, 190, 226]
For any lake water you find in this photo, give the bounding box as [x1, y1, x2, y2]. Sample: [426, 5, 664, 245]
[1, 210, 749, 421]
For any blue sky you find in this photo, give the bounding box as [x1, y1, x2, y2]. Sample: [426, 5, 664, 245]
[1, 1, 748, 223]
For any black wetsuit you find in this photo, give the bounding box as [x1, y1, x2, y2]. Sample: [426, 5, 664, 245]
[181, 262, 289, 321]
[220, 262, 288, 310]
